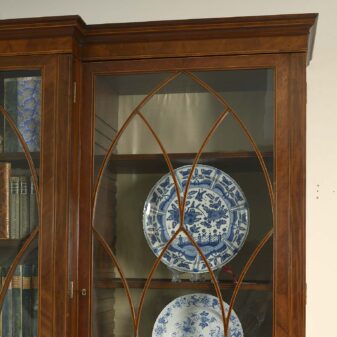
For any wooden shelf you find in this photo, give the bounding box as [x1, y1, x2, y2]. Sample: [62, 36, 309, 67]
[94, 278, 272, 291]
[0, 238, 38, 265]
[0, 238, 22, 247]
[0, 239, 22, 265]
[0, 152, 40, 167]
[99, 151, 273, 174]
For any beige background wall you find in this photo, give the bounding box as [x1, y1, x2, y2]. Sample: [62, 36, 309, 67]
[1, 1, 336, 336]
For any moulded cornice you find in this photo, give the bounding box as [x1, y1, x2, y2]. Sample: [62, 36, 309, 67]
[0, 13, 318, 63]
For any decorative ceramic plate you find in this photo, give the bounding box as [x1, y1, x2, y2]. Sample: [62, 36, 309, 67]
[152, 293, 243, 337]
[143, 164, 249, 273]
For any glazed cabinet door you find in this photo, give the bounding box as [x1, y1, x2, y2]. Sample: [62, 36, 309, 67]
[79, 54, 306, 337]
[0, 55, 73, 337]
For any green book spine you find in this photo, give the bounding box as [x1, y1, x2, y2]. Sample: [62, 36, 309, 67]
[9, 176, 20, 239]
[0, 162, 11, 238]
[4, 78, 18, 152]
[31, 265, 38, 337]
[12, 265, 22, 337]
[22, 265, 32, 337]
[19, 177, 29, 239]
[1, 267, 13, 337]
[29, 177, 38, 232]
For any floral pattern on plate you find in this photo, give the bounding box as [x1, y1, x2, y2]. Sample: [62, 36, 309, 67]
[143, 165, 249, 273]
[152, 293, 243, 337]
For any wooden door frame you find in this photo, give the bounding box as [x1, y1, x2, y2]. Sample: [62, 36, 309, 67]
[0, 54, 73, 337]
[78, 53, 306, 337]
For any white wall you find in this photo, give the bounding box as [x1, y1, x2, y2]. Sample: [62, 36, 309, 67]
[1, 1, 336, 336]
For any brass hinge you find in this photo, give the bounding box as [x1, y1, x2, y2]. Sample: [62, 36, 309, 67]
[73, 82, 77, 104]
[69, 281, 74, 299]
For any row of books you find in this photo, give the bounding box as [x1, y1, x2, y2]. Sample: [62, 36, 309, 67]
[0, 76, 41, 153]
[0, 163, 38, 239]
[0, 265, 38, 337]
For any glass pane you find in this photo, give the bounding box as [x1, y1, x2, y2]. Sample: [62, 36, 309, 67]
[195, 69, 274, 152]
[0, 70, 40, 237]
[92, 69, 274, 337]
[0, 239, 38, 337]
[196, 69, 274, 179]
[222, 290, 272, 337]
[140, 73, 224, 154]
[1, 71, 41, 151]
[94, 115, 172, 280]
[94, 73, 170, 177]
[0, 70, 41, 337]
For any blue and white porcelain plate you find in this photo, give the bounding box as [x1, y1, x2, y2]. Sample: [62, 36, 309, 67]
[152, 293, 243, 337]
[143, 164, 249, 273]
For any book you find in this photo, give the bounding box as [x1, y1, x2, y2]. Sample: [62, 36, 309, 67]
[12, 265, 23, 337]
[31, 264, 38, 337]
[0, 162, 11, 238]
[17, 77, 41, 152]
[22, 265, 32, 337]
[9, 176, 20, 239]
[19, 176, 30, 238]
[3, 78, 19, 152]
[3, 76, 41, 153]
[1, 267, 13, 337]
[29, 176, 38, 232]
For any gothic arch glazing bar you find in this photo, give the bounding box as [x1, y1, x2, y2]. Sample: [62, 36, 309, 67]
[92, 227, 137, 329]
[0, 227, 39, 309]
[186, 71, 274, 206]
[134, 109, 232, 336]
[0, 105, 40, 202]
[92, 72, 182, 214]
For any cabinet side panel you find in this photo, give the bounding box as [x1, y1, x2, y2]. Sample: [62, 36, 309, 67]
[289, 53, 306, 337]
[274, 53, 307, 337]
[274, 56, 291, 337]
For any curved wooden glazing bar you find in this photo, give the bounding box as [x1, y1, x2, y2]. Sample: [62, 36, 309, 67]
[134, 228, 182, 335]
[169, 72, 275, 336]
[92, 227, 137, 330]
[134, 109, 236, 335]
[185, 72, 275, 209]
[181, 228, 229, 335]
[92, 72, 182, 213]
[0, 105, 41, 313]
[225, 229, 273, 334]
[0, 105, 40, 204]
[136, 227, 230, 334]
[134, 228, 228, 336]
[135, 109, 246, 333]
[92, 72, 185, 336]
[92, 98, 231, 335]
[136, 111, 182, 215]
[180, 108, 229, 217]
[0, 227, 39, 310]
